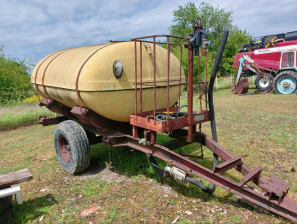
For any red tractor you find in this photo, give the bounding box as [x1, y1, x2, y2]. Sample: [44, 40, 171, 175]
[234, 31, 297, 94]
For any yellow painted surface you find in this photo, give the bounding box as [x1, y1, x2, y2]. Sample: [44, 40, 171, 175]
[31, 42, 185, 122]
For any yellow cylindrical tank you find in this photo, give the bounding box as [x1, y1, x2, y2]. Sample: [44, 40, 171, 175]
[31, 41, 185, 122]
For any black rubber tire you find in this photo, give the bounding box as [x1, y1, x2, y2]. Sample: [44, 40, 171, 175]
[0, 195, 12, 214]
[0, 203, 13, 224]
[273, 71, 297, 94]
[255, 75, 273, 91]
[54, 120, 90, 174]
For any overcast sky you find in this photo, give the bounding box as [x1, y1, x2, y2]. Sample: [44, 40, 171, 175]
[0, 0, 296, 69]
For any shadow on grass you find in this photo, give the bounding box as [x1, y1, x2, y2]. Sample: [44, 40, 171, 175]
[78, 158, 107, 177]
[13, 195, 55, 223]
[82, 136, 245, 203]
[62, 143, 285, 222]
[61, 133, 287, 221]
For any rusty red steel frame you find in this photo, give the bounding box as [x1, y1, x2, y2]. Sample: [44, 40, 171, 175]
[130, 35, 209, 142]
[39, 98, 297, 222]
[38, 33, 297, 222]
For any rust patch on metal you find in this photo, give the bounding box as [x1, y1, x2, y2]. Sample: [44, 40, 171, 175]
[59, 136, 71, 163]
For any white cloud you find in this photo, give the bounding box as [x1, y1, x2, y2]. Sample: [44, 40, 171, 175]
[0, 0, 296, 66]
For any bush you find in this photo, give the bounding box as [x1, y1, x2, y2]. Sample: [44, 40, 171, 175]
[0, 46, 36, 104]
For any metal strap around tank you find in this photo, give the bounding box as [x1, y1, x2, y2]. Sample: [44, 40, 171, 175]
[41, 49, 71, 104]
[34, 51, 57, 102]
[75, 45, 109, 115]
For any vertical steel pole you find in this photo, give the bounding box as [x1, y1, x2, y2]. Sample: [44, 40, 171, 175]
[187, 45, 194, 142]
[205, 55, 208, 111]
[132, 126, 138, 138]
[140, 41, 142, 113]
[198, 51, 202, 112]
[179, 45, 182, 108]
[198, 55, 200, 81]
[150, 131, 156, 144]
[167, 36, 170, 124]
[153, 36, 156, 125]
[134, 40, 137, 119]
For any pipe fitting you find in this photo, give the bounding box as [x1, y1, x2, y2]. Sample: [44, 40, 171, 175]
[139, 138, 147, 145]
[143, 43, 152, 55]
[164, 166, 171, 173]
[139, 130, 148, 145]
[164, 166, 187, 183]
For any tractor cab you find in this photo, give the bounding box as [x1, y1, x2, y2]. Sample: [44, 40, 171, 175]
[273, 50, 297, 94]
[280, 50, 297, 70]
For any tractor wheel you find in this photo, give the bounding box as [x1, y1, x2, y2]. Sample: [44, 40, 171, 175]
[273, 71, 297, 94]
[54, 120, 90, 174]
[255, 76, 273, 91]
[293, 73, 297, 94]
[0, 195, 12, 214]
[0, 203, 13, 224]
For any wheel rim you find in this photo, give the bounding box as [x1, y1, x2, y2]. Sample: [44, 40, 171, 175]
[277, 76, 297, 94]
[59, 136, 71, 162]
[259, 77, 270, 88]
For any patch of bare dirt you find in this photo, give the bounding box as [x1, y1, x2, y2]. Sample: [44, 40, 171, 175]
[74, 159, 177, 196]
[75, 160, 137, 184]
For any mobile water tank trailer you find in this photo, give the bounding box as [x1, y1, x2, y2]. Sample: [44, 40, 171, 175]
[34, 20, 297, 222]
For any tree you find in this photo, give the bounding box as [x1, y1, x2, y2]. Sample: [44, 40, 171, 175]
[0, 46, 35, 104]
[168, 2, 251, 79]
[169, 2, 233, 40]
[169, 2, 198, 38]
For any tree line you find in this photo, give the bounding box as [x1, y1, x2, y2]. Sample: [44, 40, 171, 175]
[0, 2, 251, 104]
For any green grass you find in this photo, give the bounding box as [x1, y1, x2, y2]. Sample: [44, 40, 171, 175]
[181, 75, 256, 96]
[0, 89, 296, 223]
[214, 75, 256, 90]
[0, 102, 56, 130]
